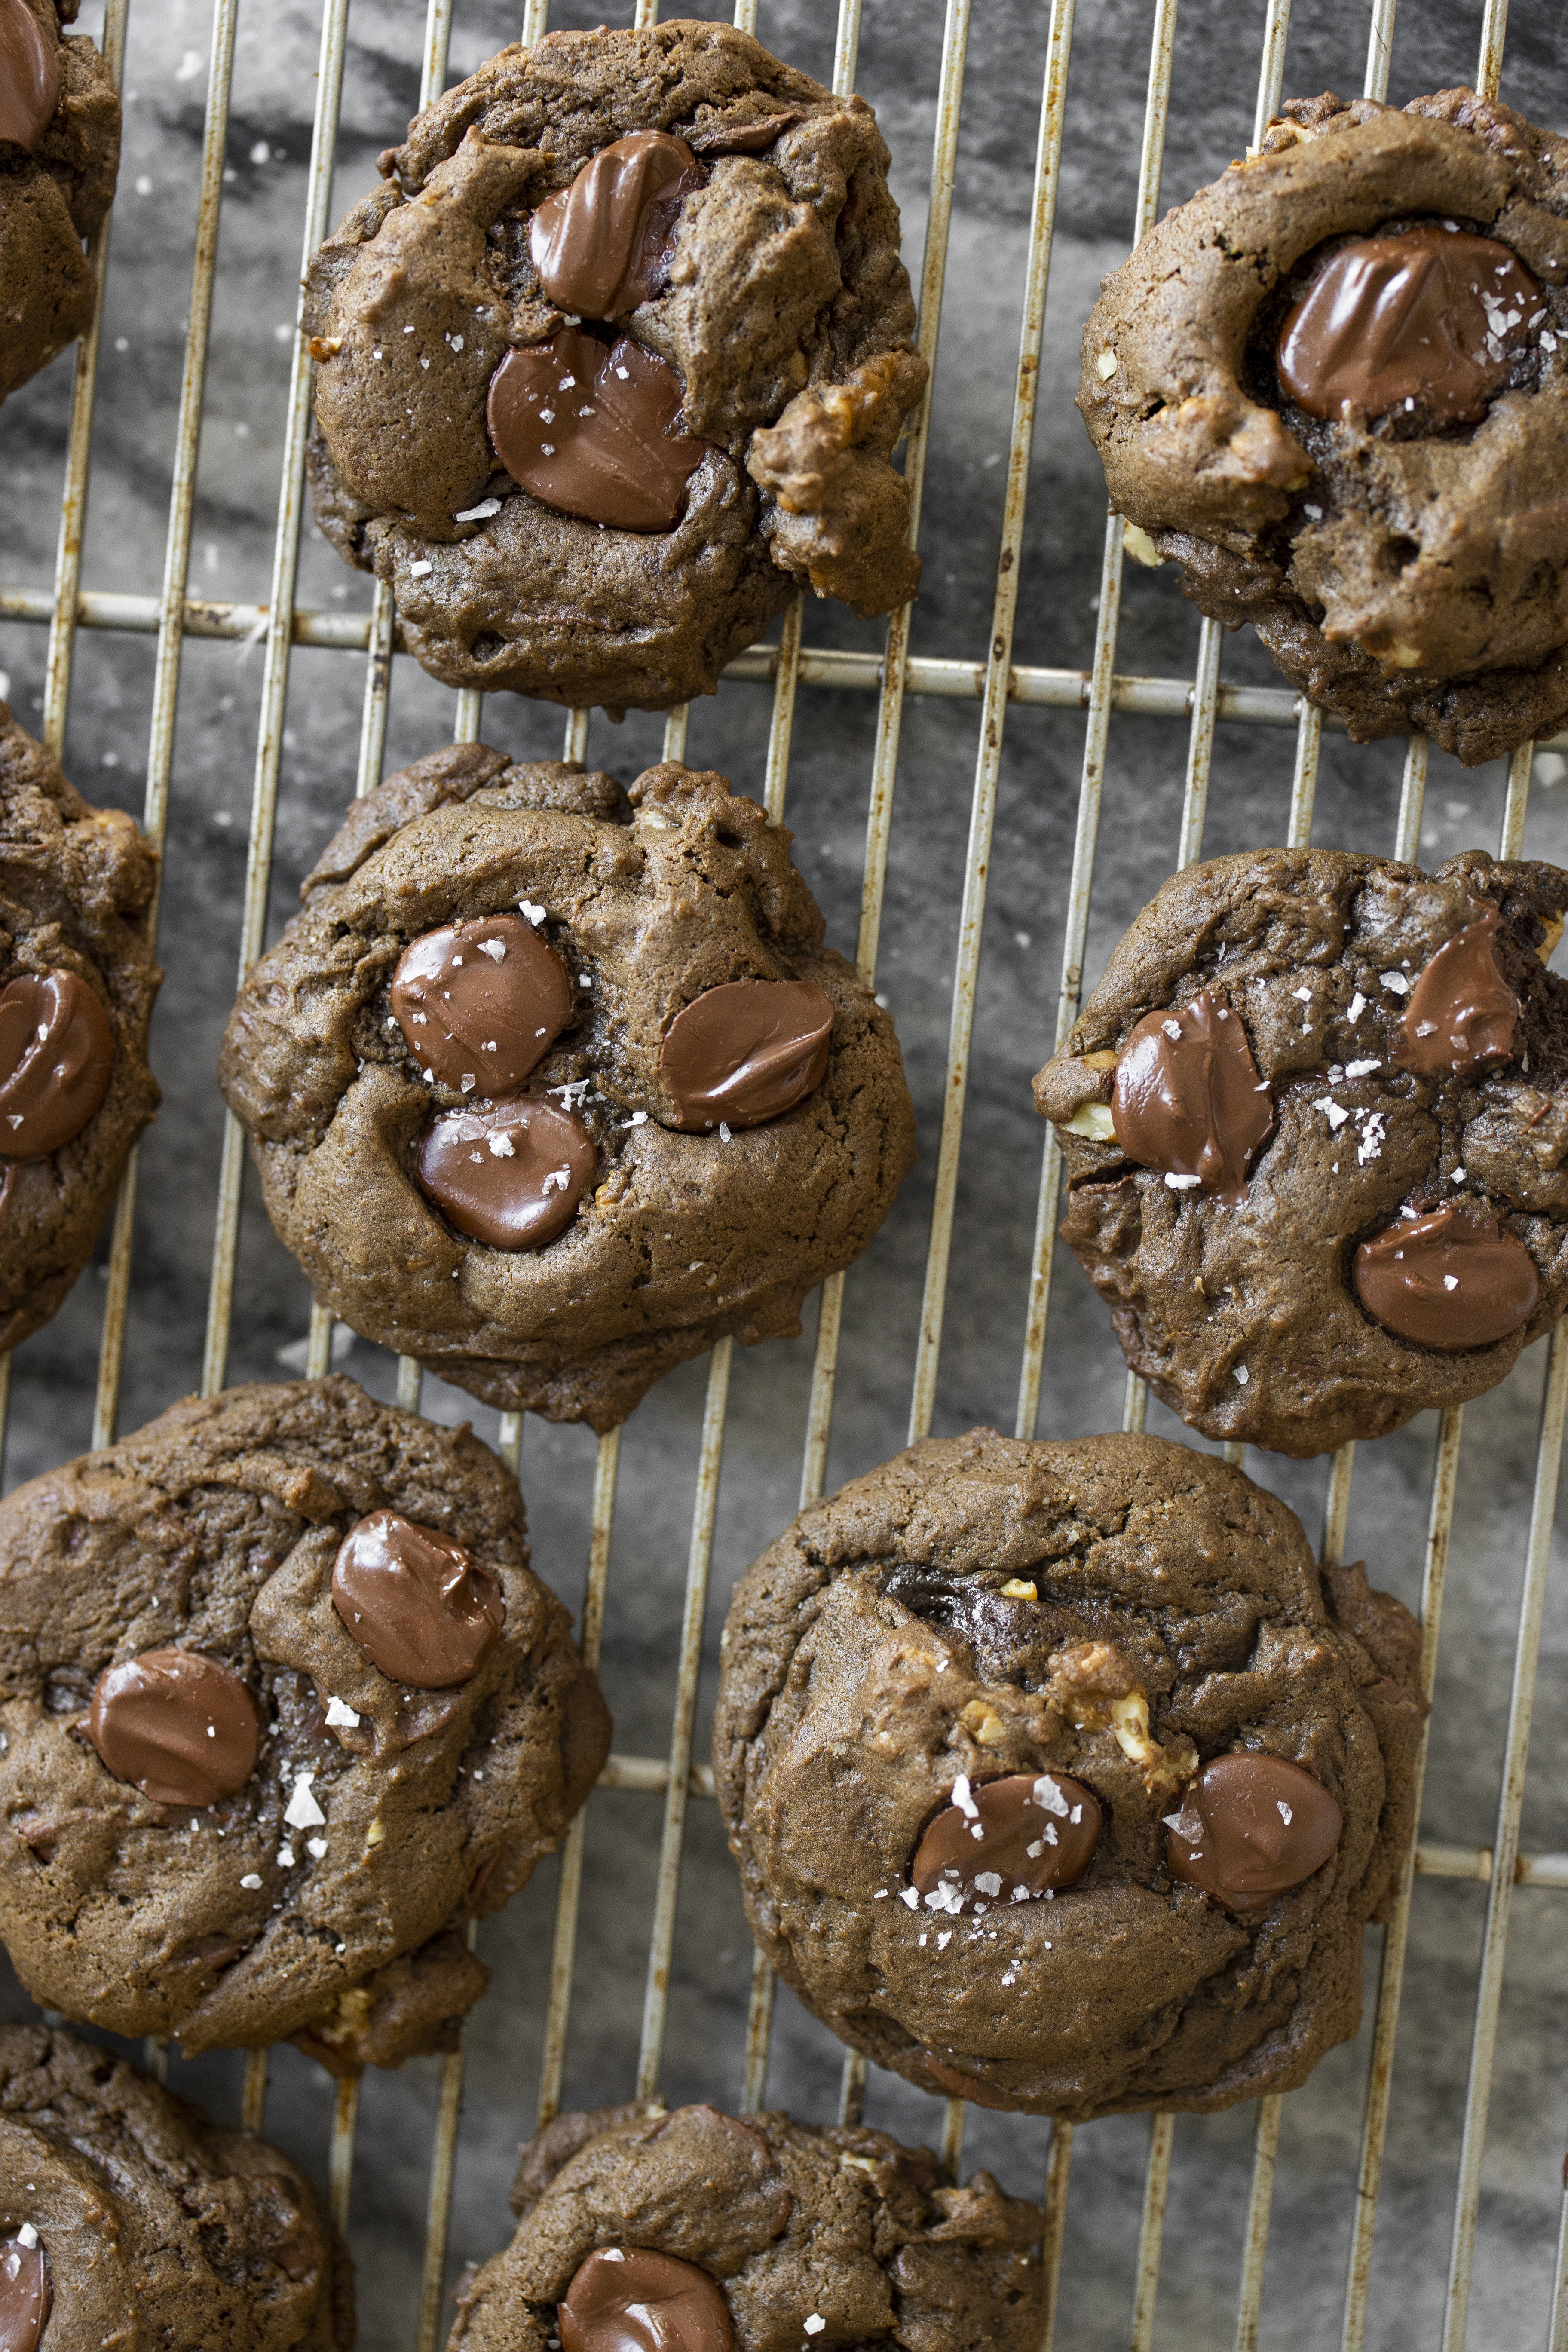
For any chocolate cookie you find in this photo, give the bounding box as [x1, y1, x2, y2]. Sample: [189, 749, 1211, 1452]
[1078, 88, 1568, 766]
[0, 2022, 353, 2348]
[713, 1429, 1424, 2122]
[450, 2100, 1044, 2351]
[218, 747, 916, 1432]
[0, 1375, 609, 2058]
[1033, 847, 1568, 1456]
[0, 0, 119, 406]
[0, 707, 160, 1354]
[303, 20, 926, 714]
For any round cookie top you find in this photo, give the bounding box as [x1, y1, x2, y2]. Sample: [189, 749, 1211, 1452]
[218, 748, 915, 1432]
[0, 1375, 608, 2056]
[1034, 846, 1568, 1457]
[713, 1429, 1424, 2122]
[0, 2022, 353, 2349]
[302, 20, 926, 713]
[0, 708, 161, 1359]
[0, 0, 121, 407]
[451, 2100, 1044, 2352]
[1076, 88, 1568, 766]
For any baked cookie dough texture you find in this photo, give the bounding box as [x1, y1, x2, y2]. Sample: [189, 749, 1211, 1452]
[219, 747, 915, 1433]
[0, 2024, 353, 2349]
[0, 708, 160, 1356]
[0, 0, 119, 406]
[1035, 847, 1568, 1456]
[452, 2098, 1045, 2352]
[303, 20, 927, 713]
[714, 1429, 1423, 2122]
[1078, 89, 1568, 765]
[0, 1376, 609, 2060]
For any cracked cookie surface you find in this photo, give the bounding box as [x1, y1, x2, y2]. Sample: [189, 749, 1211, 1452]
[218, 747, 916, 1432]
[0, 2022, 354, 2348]
[451, 2099, 1044, 2351]
[1078, 88, 1568, 765]
[1034, 847, 1568, 1456]
[0, 707, 160, 1356]
[713, 1429, 1422, 2122]
[0, 0, 120, 406]
[302, 19, 925, 714]
[0, 1375, 608, 2058]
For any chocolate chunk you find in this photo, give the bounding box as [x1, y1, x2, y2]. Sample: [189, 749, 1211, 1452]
[0, 0, 58, 152]
[487, 328, 708, 533]
[659, 980, 834, 1131]
[391, 913, 572, 1096]
[1111, 991, 1271, 1202]
[1353, 1204, 1539, 1349]
[414, 1096, 596, 1250]
[1277, 224, 1541, 425]
[0, 972, 114, 1160]
[910, 1771, 1100, 1914]
[332, 1510, 505, 1689]
[1393, 908, 1519, 1075]
[559, 2246, 733, 2352]
[86, 1650, 261, 1809]
[530, 132, 703, 318]
[1165, 1752, 1341, 1908]
[0, 2235, 49, 2352]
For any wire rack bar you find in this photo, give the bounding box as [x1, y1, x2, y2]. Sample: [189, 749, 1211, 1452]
[1233, 2096, 1283, 2352]
[905, 0, 1072, 1445]
[636, 1337, 732, 2099]
[92, 0, 240, 1452]
[1442, 1320, 1568, 2350]
[199, 0, 353, 1398]
[1340, 1403, 1463, 2352]
[536, 1426, 619, 2128]
[1038, 2118, 1074, 2352]
[1129, 2108, 1176, 2352]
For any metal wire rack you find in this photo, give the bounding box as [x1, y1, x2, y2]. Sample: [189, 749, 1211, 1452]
[2, 0, 1568, 2346]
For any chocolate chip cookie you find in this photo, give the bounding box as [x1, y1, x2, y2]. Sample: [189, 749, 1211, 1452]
[0, 707, 160, 1355]
[0, 1374, 609, 2060]
[1034, 847, 1568, 1456]
[451, 2099, 1045, 2352]
[303, 20, 926, 714]
[0, 2022, 353, 2349]
[0, 0, 119, 406]
[1078, 88, 1568, 766]
[713, 1428, 1424, 2122]
[218, 747, 916, 1432]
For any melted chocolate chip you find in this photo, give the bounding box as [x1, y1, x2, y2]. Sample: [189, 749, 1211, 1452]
[0, 972, 114, 1159]
[0, 2236, 49, 2352]
[911, 1772, 1101, 1914]
[530, 132, 702, 318]
[487, 328, 707, 533]
[413, 1096, 596, 1250]
[1393, 908, 1519, 1076]
[659, 980, 835, 1131]
[332, 1510, 505, 1689]
[1353, 1204, 1539, 1349]
[1166, 1752, 1341, 1909]
[86, 1650, 261, 1809]
[1277, 224, 1541, 424]
[0, 0, 58, 152]
[559, 2247, 733, 2352]
[1111, 991, 1271, 1202]
[391, 914, 573, 1096]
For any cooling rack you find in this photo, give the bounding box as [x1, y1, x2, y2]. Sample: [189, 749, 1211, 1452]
[2, 0, 1567, 2345]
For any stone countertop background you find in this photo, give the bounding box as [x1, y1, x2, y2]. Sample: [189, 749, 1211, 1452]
[3, 1, 1568, 2345]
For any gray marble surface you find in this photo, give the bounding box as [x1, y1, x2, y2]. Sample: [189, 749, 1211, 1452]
[3, 2, 1568, 2346]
